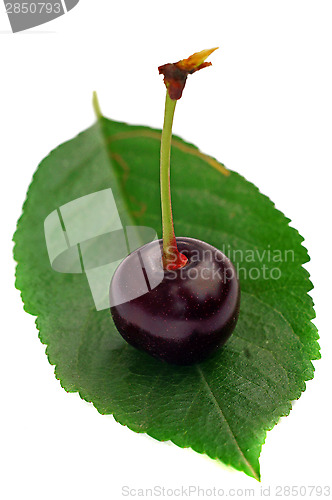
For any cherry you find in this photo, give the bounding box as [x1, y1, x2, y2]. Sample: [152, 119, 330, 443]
[110, 237, 240, 365]
[109, 48, 240, 365]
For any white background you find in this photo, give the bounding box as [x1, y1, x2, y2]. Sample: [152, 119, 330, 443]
[1, 1, 332, 499]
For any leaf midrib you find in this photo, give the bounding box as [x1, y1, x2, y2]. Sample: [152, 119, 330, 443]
[196, 365, 260, 480]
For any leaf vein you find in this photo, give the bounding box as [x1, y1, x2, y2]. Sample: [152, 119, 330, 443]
[196, 365, 259, 480]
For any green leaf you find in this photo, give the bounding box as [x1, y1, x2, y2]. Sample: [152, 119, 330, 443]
[14, 111, 319, 480]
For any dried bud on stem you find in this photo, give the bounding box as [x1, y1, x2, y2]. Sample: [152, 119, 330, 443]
[158, 47, 218, 100]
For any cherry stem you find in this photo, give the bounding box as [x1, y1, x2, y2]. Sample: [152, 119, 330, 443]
[160, 91, 188, 270]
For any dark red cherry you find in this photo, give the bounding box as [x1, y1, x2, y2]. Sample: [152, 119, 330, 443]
[110, 237, 240, 365]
